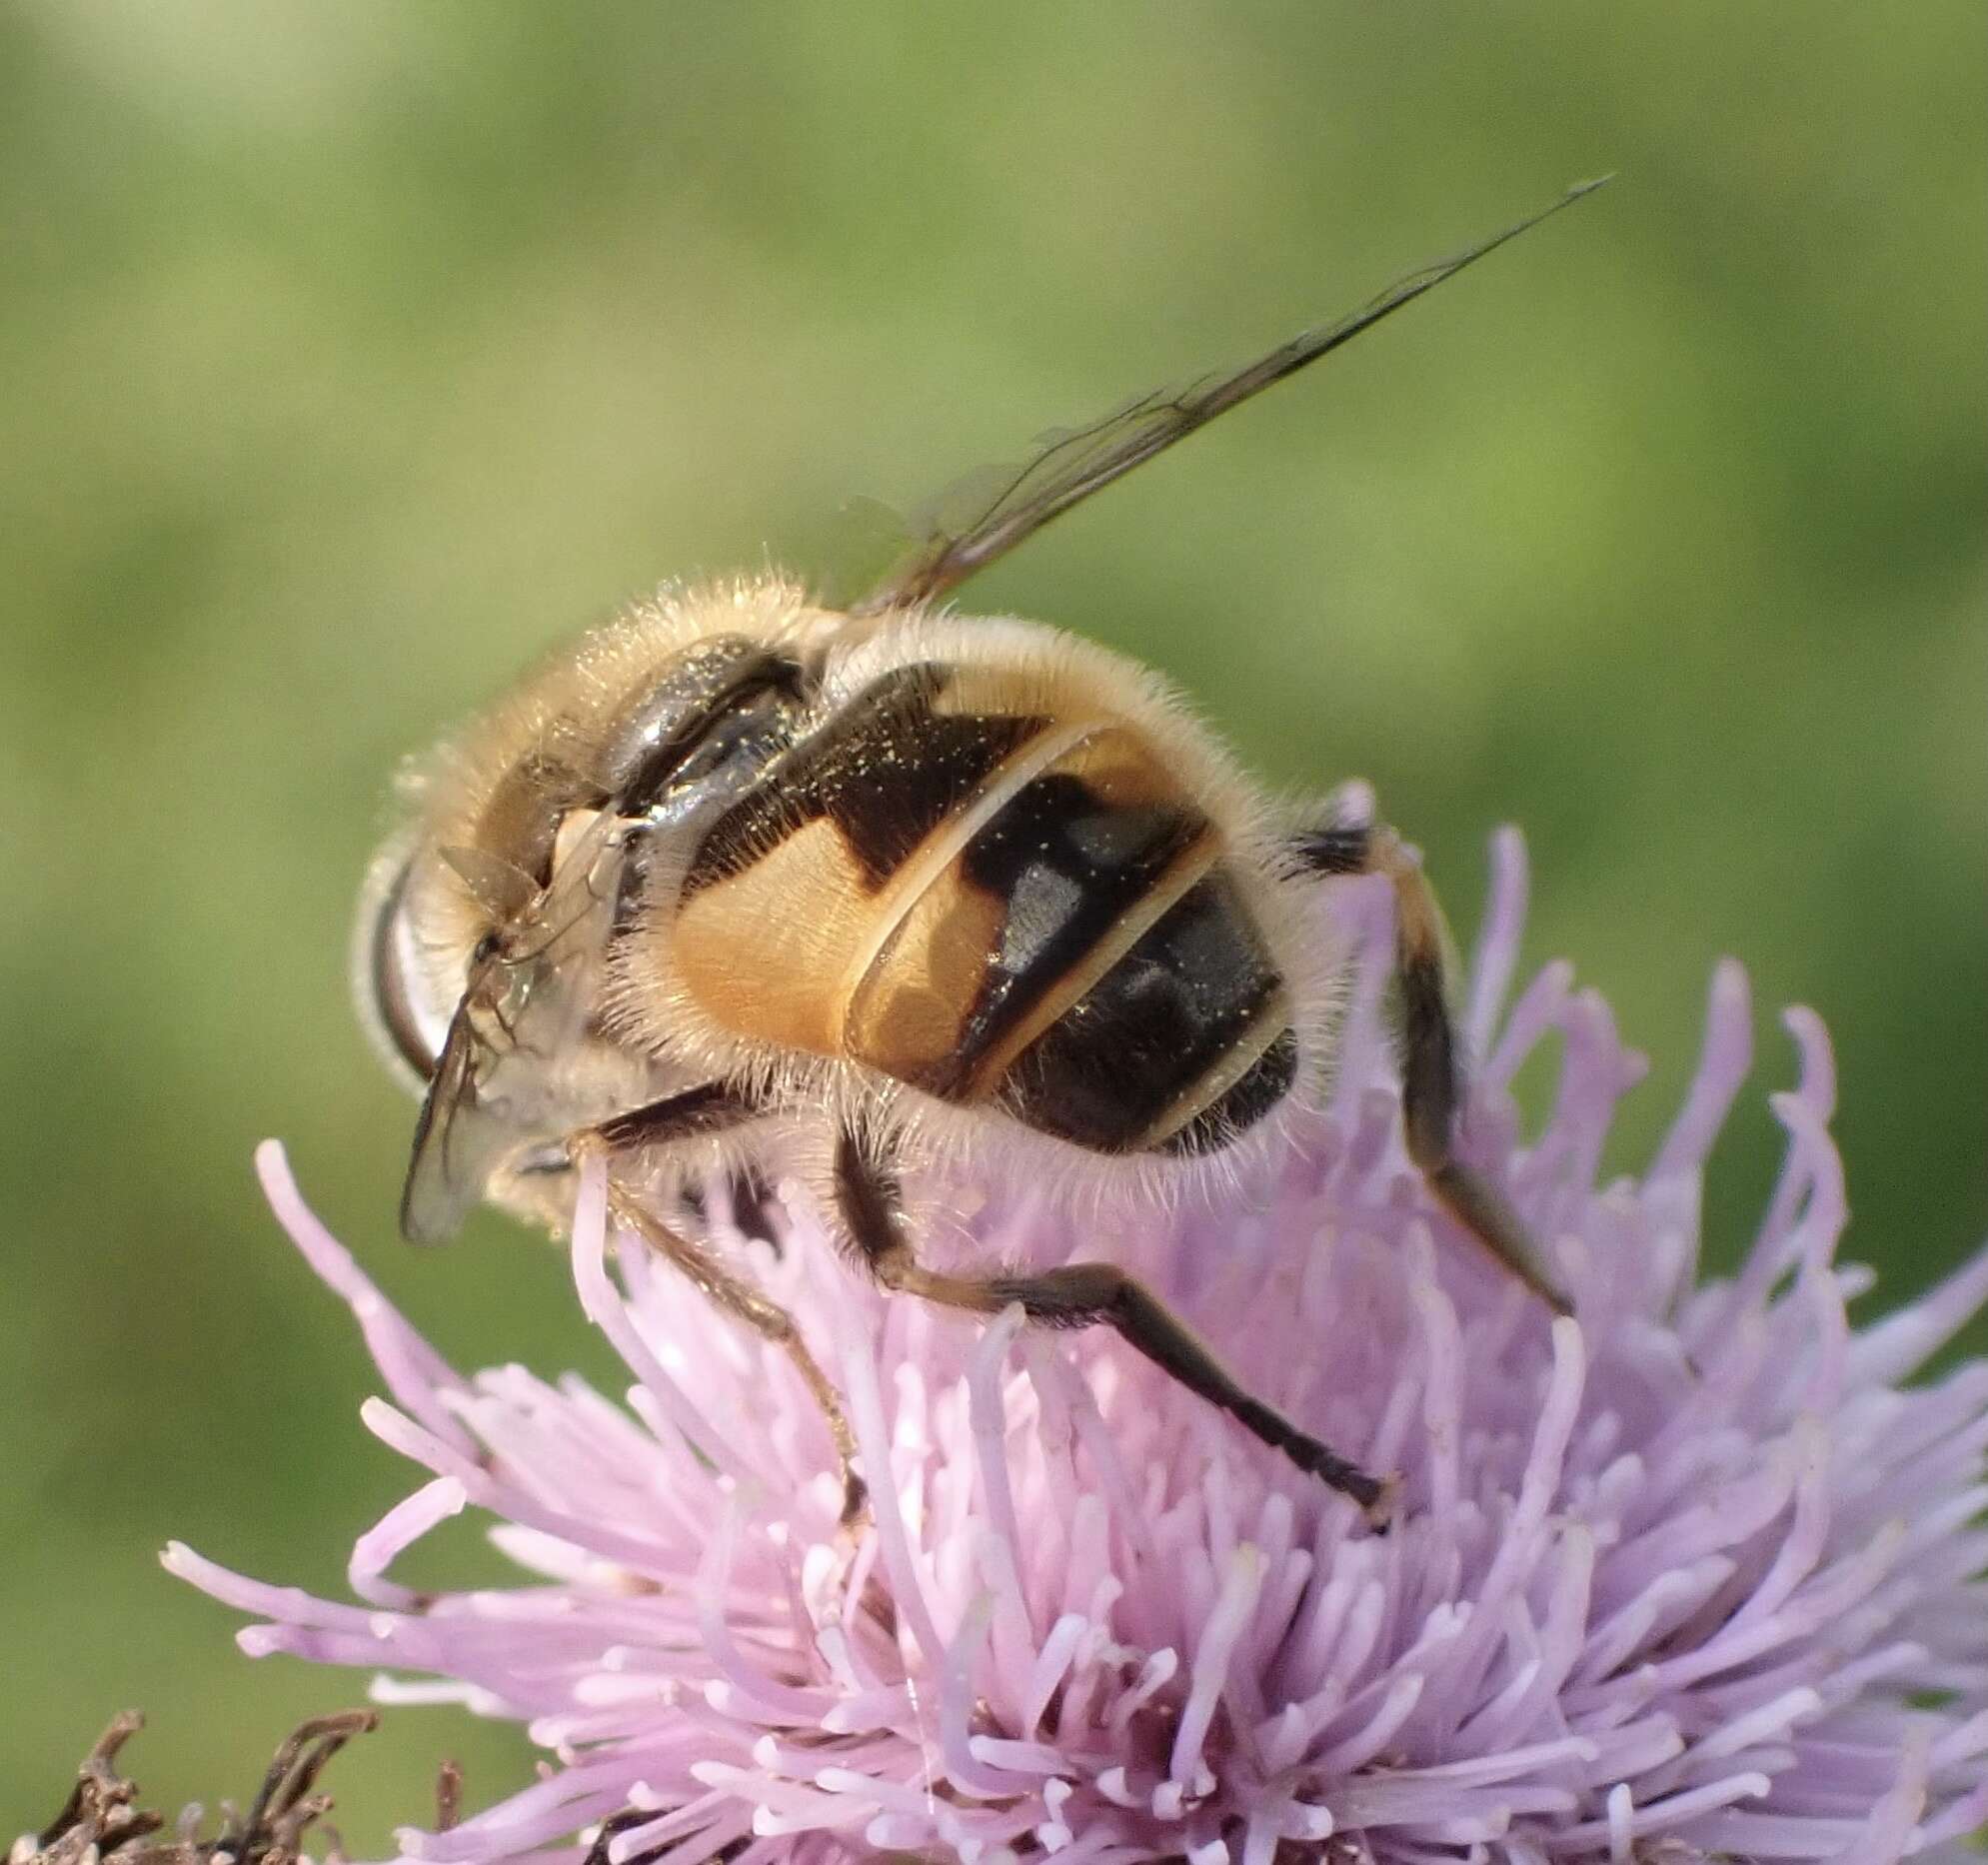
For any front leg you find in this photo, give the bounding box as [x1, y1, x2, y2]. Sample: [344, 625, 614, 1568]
[1292, 818, 1571, 1316]
[832, 1128, 1396, 1524]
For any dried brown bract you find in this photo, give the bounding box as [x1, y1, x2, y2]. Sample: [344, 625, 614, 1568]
[13, 1711, 378, 1865]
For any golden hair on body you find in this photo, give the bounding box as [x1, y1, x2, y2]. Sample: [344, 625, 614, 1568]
[369, 577, 1343, 1217]
[357, 183, 1606, 1523]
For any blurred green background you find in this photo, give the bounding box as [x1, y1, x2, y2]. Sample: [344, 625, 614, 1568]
[3, 1, 1982, 1843]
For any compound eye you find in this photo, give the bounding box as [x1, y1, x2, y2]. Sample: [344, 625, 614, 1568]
[352, 837, 452, 1087]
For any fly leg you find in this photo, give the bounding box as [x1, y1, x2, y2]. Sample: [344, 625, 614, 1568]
[599, 1182, 869, 1530]
[1291, 818, 1571, 1315]
[568, 1083, 868, 1530]
[514, 1081, 766, 1183]
[832, 1127, 1395, 1525]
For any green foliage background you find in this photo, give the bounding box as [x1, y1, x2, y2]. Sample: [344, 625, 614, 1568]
[3, 3, 1981, 1843]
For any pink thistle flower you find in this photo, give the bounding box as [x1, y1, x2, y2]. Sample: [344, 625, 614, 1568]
[171, 833, 1988, 1864]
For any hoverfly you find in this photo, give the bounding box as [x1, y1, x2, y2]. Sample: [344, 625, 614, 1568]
[358, 181, 1604, 1523]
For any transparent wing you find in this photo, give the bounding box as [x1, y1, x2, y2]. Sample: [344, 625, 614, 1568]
[400, 999, 506, 1243]
[789, 492, 925, 617]
[851, 178, 1610, 618]
[399, 809, 637, 1243]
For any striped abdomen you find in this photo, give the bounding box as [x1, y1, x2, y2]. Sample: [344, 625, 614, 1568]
[671, 661, 1296, 1156]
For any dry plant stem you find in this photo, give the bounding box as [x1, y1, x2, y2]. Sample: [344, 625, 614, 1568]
[434, 1760, 465, 1835]
[17, 1712, 377, 1865]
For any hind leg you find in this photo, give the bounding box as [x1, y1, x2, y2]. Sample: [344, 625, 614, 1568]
[830, 1127, 1395, 1523]
[1292, 818, 1569, 1315]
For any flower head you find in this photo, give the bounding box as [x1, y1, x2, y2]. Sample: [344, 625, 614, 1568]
[173, 834, 1988, 1864]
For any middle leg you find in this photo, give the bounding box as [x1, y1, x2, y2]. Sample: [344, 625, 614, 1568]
[833, 1128, 1395, 1523]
